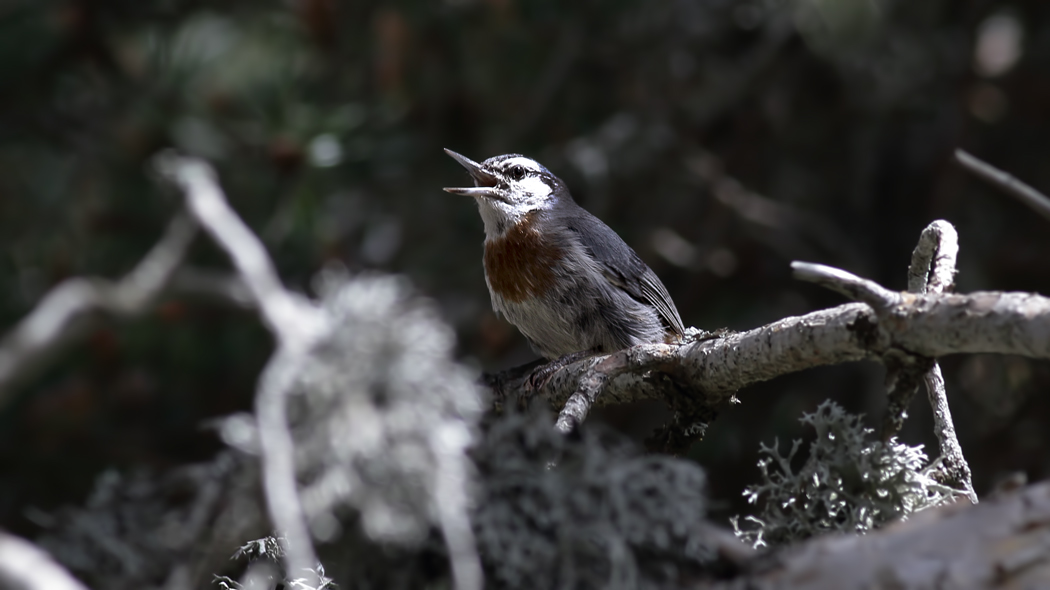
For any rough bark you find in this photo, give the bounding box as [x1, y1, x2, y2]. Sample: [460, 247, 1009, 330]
[493, 291, 1050, 420]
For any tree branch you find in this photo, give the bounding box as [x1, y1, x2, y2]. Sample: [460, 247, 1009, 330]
[168, 267, 255, 309]
[155, 153, 324, 589]
[791, 262, 901, 311]
[0, 211, 197, 406]
[870, 221, 959, 440]
[686, 150, 867, 271]
[498, 289, 1050, 435]
[955, 149, 1050, 222]
[905, 221, 976, 503]
[908, 220, 958, 296]
[154, 152, 322, 348]
[0, 532, 90, 590]
[555, 353, 634, 434]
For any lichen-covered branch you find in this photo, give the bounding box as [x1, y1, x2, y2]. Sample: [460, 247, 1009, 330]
[555, 353, 633, 434]
[906, 221, 976, 504]
[876, 221, 958, 439]
[498, 289, 1050, 429]
[908, 220, 958, 296]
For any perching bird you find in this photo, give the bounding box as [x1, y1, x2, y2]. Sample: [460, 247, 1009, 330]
[444, 149, 684, 360]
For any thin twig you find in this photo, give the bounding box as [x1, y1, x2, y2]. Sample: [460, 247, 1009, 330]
[924, 365, 976, 502]
[253, 350, 320, 588]
[687, 150, 866, 271]
[551, 345, 679, 434]
[154, 152, 323, 348]
[555, 361, 614, 434]
[431, 425, 484, 590]
[955, 149, 1050, 223]
[907, 221, 977, 504]
[0, 211, 197, 404]
[907, 220, 958, 296]
[168, 267, 255, 309]
[790, 262, 902, 311]
[882, 221, 960, 439]
[155, 153, 324, 589]
[880, 352, 933, 440]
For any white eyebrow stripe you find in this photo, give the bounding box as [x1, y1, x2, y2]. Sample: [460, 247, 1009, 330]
[501, 157, 545, 173]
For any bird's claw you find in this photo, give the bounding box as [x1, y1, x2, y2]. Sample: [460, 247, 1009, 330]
[524, 349, 598, 392]
[525, 363, 559, 392]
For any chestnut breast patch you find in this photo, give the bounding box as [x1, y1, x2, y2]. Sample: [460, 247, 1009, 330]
[483, 213, 564, 303]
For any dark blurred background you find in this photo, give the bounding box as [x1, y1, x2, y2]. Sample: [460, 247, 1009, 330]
[1, 0, 1048, 536]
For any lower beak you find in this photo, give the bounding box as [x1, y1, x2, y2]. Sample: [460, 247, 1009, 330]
[443, 186, 502, 198]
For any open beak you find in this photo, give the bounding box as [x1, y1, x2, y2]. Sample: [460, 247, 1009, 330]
[443, 148, 506, 201]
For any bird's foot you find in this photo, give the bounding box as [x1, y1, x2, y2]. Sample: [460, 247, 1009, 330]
[526, 349, 600, 392]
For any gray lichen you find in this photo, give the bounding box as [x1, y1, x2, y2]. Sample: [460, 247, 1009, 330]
[287, 268, 484, 550]
[732, 400, 957, 548]
[472, 412, 731, 590]
[213, 536, 335, 590]
[36, 452, 265, 590]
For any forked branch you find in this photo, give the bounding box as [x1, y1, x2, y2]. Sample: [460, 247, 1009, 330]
[522, 266, 1050, 450]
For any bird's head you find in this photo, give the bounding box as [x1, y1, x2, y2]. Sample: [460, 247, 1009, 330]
[444, 149, 564, 236]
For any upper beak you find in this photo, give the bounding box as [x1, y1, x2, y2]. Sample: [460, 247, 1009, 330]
[443, 148, 505, 200]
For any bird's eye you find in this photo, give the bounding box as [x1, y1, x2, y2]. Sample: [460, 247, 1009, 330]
[509, 165, 526, 180]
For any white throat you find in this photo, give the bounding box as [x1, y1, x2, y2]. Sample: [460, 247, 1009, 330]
[476, 193, 551, 239]
[476, 176, 554, 239]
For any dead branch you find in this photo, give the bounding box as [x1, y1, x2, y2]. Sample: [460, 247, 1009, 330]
[791, 262, 901, 311]
[906, 221, 976, 503]
[154, 153, 322, 347]
[498, 287, 1050, 445]
[0, 531, 89, 590]
[168, 267, 254, 309]
[0, 212, 197, 406]
[685, 150, 867, 271]
[908, 220, 958, 296]
[955, 149, 1050, 222]
[155, 153, 328, 589]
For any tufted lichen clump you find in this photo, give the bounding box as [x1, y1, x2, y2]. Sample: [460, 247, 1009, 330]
[732, 400, 957, 548]
[471, 412, 729, 590]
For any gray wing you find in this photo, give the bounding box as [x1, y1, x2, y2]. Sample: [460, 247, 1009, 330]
[559, 205, 685, 336]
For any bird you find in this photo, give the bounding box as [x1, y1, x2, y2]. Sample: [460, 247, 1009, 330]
[443, 149, 685, 362]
